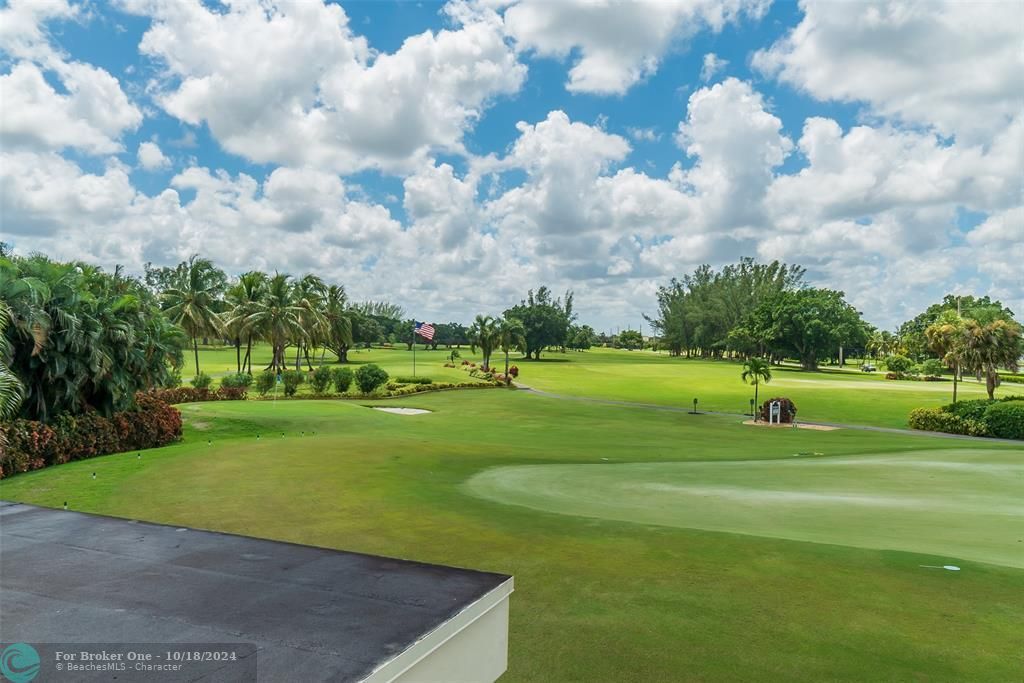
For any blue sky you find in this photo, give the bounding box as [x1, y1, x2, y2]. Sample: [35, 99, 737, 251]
[1, 0, 1021, 331]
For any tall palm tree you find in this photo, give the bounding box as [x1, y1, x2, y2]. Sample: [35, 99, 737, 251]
[961, 318, 1021, 399]
[160, 255, 224, 375]
[224, 271, 267, 374]
[292, 275, 327, 369]
[324, 284, 354, 363]
[240, 273, 303, 374]
[497, 317, 526, 385]
[925, 311, 965, 403]
[469, 314, 499, 371]
[741, 357, 772, 420]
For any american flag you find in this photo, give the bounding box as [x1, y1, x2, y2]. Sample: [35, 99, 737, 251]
[415, 321, 435, 341]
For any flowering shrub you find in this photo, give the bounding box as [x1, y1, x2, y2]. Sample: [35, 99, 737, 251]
[759, 397, 797, 423]
[508, 365, 519, 378]
[1, 394, 182, 479]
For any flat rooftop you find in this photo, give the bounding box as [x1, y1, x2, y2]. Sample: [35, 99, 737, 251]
[0, 502, 511, 681]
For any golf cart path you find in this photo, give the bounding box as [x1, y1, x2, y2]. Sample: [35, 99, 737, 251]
[513, 384, 1024, 446]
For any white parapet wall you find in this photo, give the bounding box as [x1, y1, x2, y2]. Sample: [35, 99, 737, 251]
[364, 578, 514, 683]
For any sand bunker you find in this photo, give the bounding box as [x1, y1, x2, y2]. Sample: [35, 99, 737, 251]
[372, 407, 432, 415]
[742, 419, 839, 431]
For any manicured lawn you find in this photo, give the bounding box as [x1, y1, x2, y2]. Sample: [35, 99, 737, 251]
[3, 393, 1022, 681]
[190, 344, 1009, 427]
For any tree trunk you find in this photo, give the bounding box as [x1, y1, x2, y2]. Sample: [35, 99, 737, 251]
[505, 350, 510, 385]
[193, 337, 200, 375]
[244, 336, 253, 374]
[754, 382, 759, 421]
[986, 371, 996, 400]
[952, 363, 958, 403]
[235, 339, 241, 373]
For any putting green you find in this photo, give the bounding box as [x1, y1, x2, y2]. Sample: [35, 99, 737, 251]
[466, 449, 1024, 568]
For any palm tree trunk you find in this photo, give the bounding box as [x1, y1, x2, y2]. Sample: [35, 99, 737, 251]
[754, 381, 759, 421]
[193, 337, 200, 375]
[952, 363, 958, 403]
[236, 339, 241, 373]
[505, 350, 510, 385]
[244, 336, 252, 374]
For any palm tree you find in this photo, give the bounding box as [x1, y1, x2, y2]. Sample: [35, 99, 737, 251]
[497, 317, 526, 385]
[324, 285, 354, 363]
[741, 357, 772, 420]
[292, 275, 327, 369]
[240, 273, 303, 374]
[0, 300, 24, 422]
[469, 314, 499, 371]
[224, 271, 267, 374]
[961, 318, 1021, 399]
[926, 311, 966, 403]
[160, 255, 224, 375]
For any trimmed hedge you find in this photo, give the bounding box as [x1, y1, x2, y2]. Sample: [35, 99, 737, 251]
[146, 386, 248, 404]
[394, 376, 432, 384]
[1, 394, 182, 479]
[984, 401, 1024, 439]
[908, 408, 987, 436]
[908, 395, 1024, 439]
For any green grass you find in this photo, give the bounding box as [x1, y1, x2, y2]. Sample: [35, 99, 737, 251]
[467, 449, 1024, 568]
[189, 344, 1010, 427]
[3, 392, 1022, 681]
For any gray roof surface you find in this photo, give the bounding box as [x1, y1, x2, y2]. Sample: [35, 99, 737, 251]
[0, 502, 509, 681]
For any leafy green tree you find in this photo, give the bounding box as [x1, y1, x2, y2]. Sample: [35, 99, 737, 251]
[567, 324, 596, 351]
[469, 314, 499, 371]
[741, 357, 772, 420]
[292, 274, 327, 369]
[503, 287, 574, 359]
[648, 258, 806, 358]
[616, 329, 643, 350]
[160, 255, 226, 374]
[497, 317, 526, 384]
[961, 318, 1022, 399]
[752, 288, 867, 370]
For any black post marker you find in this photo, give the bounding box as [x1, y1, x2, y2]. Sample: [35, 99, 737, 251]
[92, 472, 96, 479]
[63, 502, 68, 510]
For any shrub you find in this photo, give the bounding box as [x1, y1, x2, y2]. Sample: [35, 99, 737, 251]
[216, 386, 247, 400]
[310, 366, 333, 394]
[1, 395, 182, 479]
[190, 372, 213, 390]
[908, 407, 988, 437]
[220, 372, 253, 389]
[355, 364, 389, 394]
[885, 372, 899, 380]
[508, 365, 519, 378]
[255, 371, 276, 397]
[331, 367, 354, 393]
[983, 401, 1024, 439]
[165, 369, 182, 388]
[394, 376, 432, 384]
[282, 370, 304, 397]
[945, 398, 993, 423]
[919, 359, 945, 378]
[885, 355, 914, 376]
[759, 397, 797, 423]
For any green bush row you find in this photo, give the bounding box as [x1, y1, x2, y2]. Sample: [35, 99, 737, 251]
[908, 395, 1024, 439]
[393, 376, 433, 384]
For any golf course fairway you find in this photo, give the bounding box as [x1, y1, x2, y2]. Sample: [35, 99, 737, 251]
[466, 449, 1024, 568]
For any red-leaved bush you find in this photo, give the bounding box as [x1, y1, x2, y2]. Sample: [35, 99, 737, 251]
[0, 394, 182, 479]
[145, 386, 247, 404]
